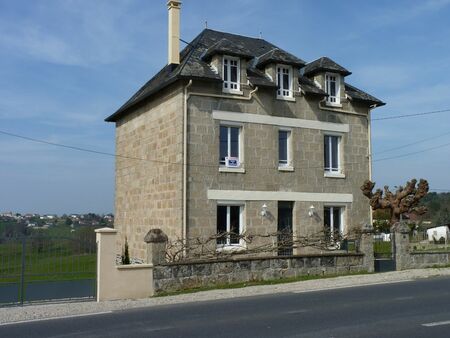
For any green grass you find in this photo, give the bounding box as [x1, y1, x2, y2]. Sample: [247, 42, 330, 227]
[374, 241, 392, 256]
[0, 240, 96, 283]
[155, 270, 371, 297]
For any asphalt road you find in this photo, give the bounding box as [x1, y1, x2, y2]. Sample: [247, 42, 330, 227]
[2, 276, 450, 338]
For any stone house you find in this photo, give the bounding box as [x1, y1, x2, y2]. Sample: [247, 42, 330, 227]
[105, 1, 384, 260]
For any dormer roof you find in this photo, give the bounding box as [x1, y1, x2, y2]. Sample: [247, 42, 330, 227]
[302, 57, 352, 77]
[254, 48, 305, 68]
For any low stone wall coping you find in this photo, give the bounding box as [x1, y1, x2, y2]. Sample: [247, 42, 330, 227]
[159, 252, 363, 267]
[116, 264, 153, 270]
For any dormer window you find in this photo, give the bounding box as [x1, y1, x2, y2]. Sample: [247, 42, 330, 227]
[223, 56, 240, 93]
[276, 65, 293, 99]
[325, 73, 340, 105]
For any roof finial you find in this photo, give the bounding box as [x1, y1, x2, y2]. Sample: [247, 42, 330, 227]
[205, 20, 208, 29]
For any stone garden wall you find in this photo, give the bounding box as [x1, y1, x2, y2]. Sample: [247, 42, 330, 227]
[153, 253, 365, 294]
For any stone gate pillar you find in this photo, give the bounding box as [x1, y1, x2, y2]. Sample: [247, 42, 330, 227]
[144, 229, 168, 265]
[391, 222, 411, 270]
[359, 223, 374, 273]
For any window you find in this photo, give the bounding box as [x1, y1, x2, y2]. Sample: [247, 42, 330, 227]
[325, 74, 340, 105]
[324, 135, 340, 173]
[223, 56, 240, 92]
[277, 65, 292, 98]
[324, 206, 344, 236]
[278, 129, 291, 168]
[219, 125, 241, 166]
[217, 205, 243, 246]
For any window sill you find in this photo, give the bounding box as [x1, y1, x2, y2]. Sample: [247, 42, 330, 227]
[325, 102, 342, 108]
[276, 96, 296, 102]
[324, 172, 346, 179]
[216, 245, 246, 252]
[278, 166, 294, 172]
[219, 167, 246, 173]
[222, 89, 243, 95]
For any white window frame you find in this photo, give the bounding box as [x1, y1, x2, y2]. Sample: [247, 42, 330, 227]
[278, 128, 294, 171]
[276, 65, 293, 100]
[324, 205, 345, 236]
[219, 122, 244, 173]
[222, 55, 242, 94]
[325, 73, 340, 105]
[216, 202, 245, 249]
[324, 133, 344, 177]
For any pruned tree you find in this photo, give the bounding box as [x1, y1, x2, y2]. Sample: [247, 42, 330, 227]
[361, 178, 429, 225]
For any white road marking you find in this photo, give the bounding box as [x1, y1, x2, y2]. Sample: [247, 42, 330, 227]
[422, 320, 450, 327]
[394, 296, 414, 301]
[284, 309, 308, 314]
[0, 311, 113, 326]
[292, 279, 414, 293]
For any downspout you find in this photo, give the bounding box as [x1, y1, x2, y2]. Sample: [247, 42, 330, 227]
[368, 104, 376, 225]
[183, 79, 193, 250]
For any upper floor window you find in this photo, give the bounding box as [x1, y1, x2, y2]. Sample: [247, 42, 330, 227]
[220, 125, 241, 167]
[324, 135, 341, 174]
[325, 73, 340, 105]
[277, 65, 293, 99]
[278, 129, 292, 168]
[223, 56, 240, 93]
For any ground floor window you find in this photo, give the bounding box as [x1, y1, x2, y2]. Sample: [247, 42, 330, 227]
[217, 204, 243, 246]
[324, 206, 344, 237]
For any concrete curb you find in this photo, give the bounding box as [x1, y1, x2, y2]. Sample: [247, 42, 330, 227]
[2, 267, 450, 325]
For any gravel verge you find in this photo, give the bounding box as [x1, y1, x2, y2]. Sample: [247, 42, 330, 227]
[2, 267, 450, 325]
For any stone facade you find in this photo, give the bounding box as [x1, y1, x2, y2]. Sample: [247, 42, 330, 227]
[114, 84, 184, 259]
[186, 79, 371, 254]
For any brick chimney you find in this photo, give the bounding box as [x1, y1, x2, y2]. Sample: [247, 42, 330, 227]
[167, 0, 181, 65]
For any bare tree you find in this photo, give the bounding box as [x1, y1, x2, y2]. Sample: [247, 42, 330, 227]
[361, 178, 429, 225]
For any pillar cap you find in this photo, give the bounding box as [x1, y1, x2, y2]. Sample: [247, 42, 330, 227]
[391, 222, 410, 234]
[144, 229, 168, 243]
[95, 227, 117, 234]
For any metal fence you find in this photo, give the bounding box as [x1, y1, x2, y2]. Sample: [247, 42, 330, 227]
[0, 233, 96, 306]
[410, 231, 450, 252]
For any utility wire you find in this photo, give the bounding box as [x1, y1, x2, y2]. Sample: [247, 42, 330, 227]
[375, 131, 450, 155]
[373, 141, 450, 162]
[0, 127, 448, 169]
[372, 108, 450, 121]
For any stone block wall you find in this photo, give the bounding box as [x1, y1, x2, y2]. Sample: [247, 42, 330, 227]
[153, 253, 366, 294]
[186, 81, 371, 252]
[392, 223, 450, 270]
[114, 84, 184, 260]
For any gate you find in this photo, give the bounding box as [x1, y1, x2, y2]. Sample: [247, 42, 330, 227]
[0, 232, 96, 306]
[374, 232, 395, 272]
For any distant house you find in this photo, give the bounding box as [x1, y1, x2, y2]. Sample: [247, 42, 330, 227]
[426, 225, 450, 242]
[105, 1, 385, 260]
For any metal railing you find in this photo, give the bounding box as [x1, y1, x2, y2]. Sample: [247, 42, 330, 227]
[0, 233, 96, 306]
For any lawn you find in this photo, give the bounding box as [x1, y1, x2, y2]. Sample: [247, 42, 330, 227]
[0, 237, 96, 283]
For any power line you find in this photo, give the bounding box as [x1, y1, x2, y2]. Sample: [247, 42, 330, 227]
[375, 131, 450, 155]
[373, 141, 450, 162]
[0, 127, 448, 170]
[372, 108, 450, 121]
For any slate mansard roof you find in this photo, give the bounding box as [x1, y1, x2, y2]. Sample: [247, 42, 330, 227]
[106, 29, 383, 122]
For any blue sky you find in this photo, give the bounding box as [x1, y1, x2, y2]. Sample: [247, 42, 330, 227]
[1, 0, 450, 214]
